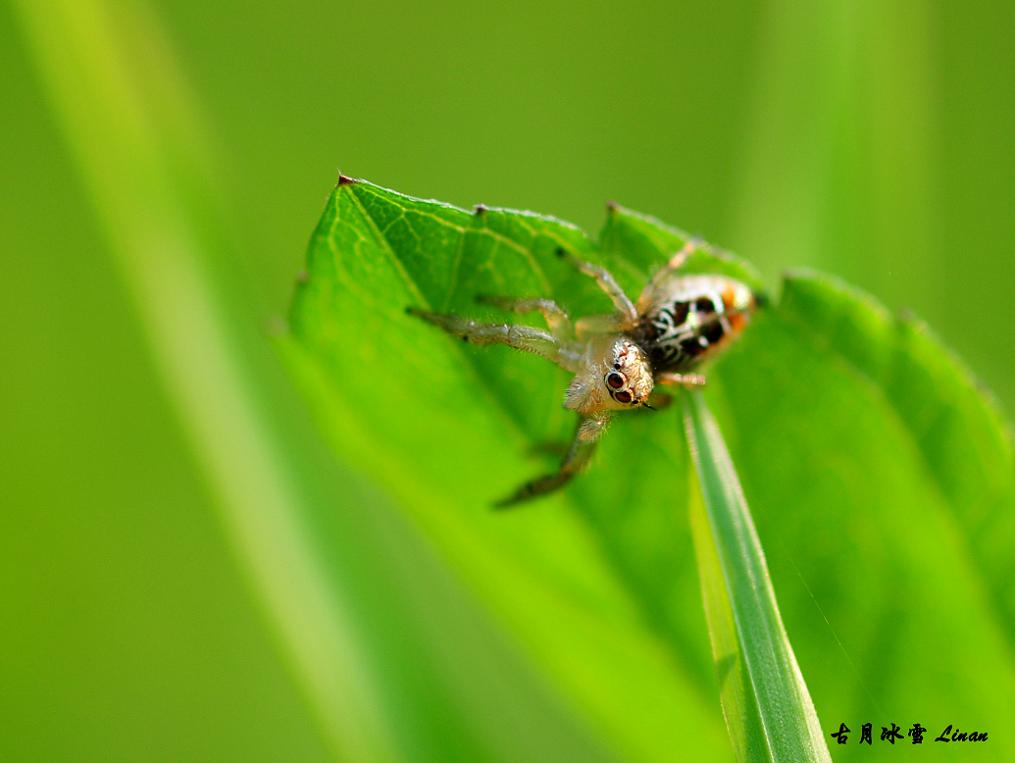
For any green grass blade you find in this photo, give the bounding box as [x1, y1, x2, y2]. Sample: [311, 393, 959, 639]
[683, 392, 831, 762]
[687, 470, 767, 763]
[12, 4, 403, 760]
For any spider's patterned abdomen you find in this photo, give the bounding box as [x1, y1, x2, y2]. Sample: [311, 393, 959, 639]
[634, 274, 755, 373]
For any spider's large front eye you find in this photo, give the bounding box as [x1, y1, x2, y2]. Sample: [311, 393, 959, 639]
[613, 390, 633, 404]
[606, 372, 625, 389]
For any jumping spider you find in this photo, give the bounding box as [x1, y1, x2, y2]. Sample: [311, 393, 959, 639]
[409, 241, 759, 507]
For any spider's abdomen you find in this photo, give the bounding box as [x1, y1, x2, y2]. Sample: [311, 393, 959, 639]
[635, 274, 756, 372]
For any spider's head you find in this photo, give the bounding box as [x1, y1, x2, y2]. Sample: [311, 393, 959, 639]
[565, 336, 654, 414]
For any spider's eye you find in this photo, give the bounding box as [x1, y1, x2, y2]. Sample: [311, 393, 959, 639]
[613, 390, 633, 404]
[606, 372, 625, 389]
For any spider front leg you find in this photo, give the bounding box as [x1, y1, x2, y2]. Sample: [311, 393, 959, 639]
[555, 247, 638, 324]
[475, 295, 573, 339]
[407, 307, 581, 371]
[655, 371, 706, 388]
[495, 414, 609, 508]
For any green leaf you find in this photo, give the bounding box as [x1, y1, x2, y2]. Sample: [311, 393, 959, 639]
[285, 178, 1015, 761]
[286, 179, 731, 761]
[684, 391, 830, 761]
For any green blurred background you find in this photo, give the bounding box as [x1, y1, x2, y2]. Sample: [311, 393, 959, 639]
[3, 1, 1014, 761]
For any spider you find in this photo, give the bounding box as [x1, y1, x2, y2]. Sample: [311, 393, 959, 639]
[408, 240, 760, 507]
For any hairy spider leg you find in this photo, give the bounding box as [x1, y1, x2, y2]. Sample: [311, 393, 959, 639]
[474, 295, 573, 339]
[637, 238, 700, 307]
[407, 307, 582, 371]
[555, 248, 638, 323]
[573, 313, 627, 339]
[655, 371, 706, 387]
[495, 413, 609, 508]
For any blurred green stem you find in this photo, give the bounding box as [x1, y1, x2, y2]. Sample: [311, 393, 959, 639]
[12, 2, 396, 760]
[732, 0, 940, 305]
